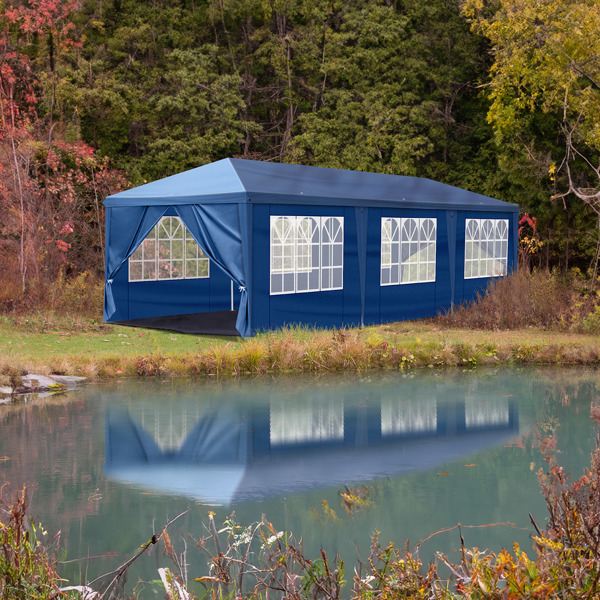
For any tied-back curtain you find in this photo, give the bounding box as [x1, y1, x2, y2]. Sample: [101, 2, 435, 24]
[175, 204, 251, 337]
[104, 206, 170, 320]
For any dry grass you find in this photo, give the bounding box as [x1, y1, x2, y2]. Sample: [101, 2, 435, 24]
[0, 268, 105, 317]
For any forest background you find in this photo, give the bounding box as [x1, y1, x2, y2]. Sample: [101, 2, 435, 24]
[1, 0, 600, 313]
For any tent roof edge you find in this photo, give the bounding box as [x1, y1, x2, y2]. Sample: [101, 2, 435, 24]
[104, 191, 248, 207]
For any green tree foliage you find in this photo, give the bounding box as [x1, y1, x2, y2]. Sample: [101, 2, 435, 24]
[66, 0, 497, 182]
[464, 0, 600, 155]
[462, 0, 600, 271]
[290, 0, 488, 177]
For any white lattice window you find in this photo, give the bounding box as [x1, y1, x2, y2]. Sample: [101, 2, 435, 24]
[321, 217, 344, 290]
[129, 216, 209, 282]
[270, 216, 344, 295]
[465, 398, 509, 429]
[381, 217, 436, 285]
[464, 218, 508, 279]
[270, 216, 295, 294]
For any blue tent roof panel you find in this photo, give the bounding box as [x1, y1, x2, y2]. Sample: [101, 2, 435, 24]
[105, 159, 246, 205]
[104, 158, 518, 212]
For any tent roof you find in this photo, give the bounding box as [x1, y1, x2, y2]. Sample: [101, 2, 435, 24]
[104, 158, 518, 212]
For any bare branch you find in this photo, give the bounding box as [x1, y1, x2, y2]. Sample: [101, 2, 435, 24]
[414, 521, 519, 551]
[86, 510, 188, 599]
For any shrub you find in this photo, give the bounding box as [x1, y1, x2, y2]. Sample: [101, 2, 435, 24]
[135, 353, 168, 376]
[0, 268, 104, 321]
[439, 270, 597, 331]
[579, 305, 600, 334]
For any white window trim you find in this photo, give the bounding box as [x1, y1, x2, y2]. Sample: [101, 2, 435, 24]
[128, 216, 210, 282]
[381, 217, 437, 286]
[270, 215, 344, 295]
[464, 218, 508, 279]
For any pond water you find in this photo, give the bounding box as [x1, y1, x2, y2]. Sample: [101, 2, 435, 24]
[0, 367, 599, 597]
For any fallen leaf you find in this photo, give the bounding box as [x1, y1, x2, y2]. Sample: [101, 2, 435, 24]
[464, 464, 477, 467]
[437, 472, 451, 476]
[530, 462, 535, 471]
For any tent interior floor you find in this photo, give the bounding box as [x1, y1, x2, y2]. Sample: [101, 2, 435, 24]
[112, 310, 240, 336]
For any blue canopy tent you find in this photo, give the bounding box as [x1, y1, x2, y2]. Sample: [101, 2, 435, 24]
[104, 159, 519, 337]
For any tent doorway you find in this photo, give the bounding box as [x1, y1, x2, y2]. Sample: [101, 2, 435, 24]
[113, 310, 239, 336]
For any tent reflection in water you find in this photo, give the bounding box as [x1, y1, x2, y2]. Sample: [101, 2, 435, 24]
[103, 159, 519, 337]
[104, 395, 519, 506]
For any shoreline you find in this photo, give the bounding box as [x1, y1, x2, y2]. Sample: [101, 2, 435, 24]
[1, 318, 599, 384]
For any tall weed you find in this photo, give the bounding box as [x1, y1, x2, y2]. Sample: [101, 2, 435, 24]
[0, 487, 75, 600]
[46, 270, 104, 317]
[0, 268, 104, 322]
[234, 340, 267, 374]
[263, 331, 304, 371]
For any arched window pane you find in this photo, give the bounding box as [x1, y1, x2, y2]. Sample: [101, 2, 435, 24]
[464, 218, 509, 280]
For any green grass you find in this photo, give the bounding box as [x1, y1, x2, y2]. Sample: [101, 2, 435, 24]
[0, 315, 242, 378]
[0, 320, 238, 359]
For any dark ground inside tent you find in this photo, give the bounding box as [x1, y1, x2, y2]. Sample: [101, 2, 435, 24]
[113, 310, 239, 336]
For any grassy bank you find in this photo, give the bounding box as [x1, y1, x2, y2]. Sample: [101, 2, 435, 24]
[1, 270, 600, 383]
[1, 315, 599, 383]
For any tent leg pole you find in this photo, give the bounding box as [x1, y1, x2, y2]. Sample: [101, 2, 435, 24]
[231, 280, 234, 311]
